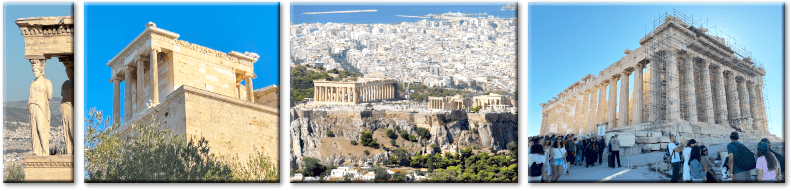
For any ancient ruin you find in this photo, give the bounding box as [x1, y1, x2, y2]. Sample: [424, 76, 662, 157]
[539, 13, 779, 145]
[312, 77, 397, 105]
[106, 22, 279, 170]
[16, 16, 74, 182]
[428, 95, 472, 111]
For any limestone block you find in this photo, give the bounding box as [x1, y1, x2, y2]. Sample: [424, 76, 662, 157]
[651, 131, 663, 137]
[660, 143, 669, 150]
[657, 136, 670, 143]
[634, 131, 649, 137]
[618, 133, 635, 147]
[636, 137, 659, 144]
[649, 144, 661, 151]
[23, 155, 73, 182]
[641, 144, 651, 151]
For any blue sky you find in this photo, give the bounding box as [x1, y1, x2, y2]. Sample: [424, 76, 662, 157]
[84, 3, 280, 122]
[3, 2, 73, 102]
[528, 3, 784, 138]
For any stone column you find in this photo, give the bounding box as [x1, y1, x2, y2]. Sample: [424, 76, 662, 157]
[683, 55, 698, 122]
[580, 90, 590, 132]
[748, 81, 759, 130]
[632, 64, 644, 125]
[714, 67, 729, 125]
[725, 71, 740, 122]
[124, 67, 134, 122]
[619, 70, 631, 127]
[113, 77, 121, 124]
[738, 78, 751, 119]
[588, 86, 599, 132]
[246, 76, 254, 102]
[666, 51, 681, 120]
[137, 58, 144, 114]
[574, 94, 583, 132]
[608, 75, 619, 127]
[755, 79, 767, 131]
[701, 62, 716, 124]
[648, 57, 661, 122]
[150, 48, 159, 105]
[598, 81, 608, 124]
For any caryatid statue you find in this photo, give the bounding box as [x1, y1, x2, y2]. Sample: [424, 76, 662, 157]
[60, 57, 74, 154]
[28, 59, 53, 156]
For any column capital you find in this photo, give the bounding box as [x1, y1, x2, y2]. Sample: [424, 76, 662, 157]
[611, 74, 621, 80]
[624, 67, 634, 74]
[601, 79, 610, 85]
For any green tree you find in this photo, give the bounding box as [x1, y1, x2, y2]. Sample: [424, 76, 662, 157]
[391, 172, 407, 182]
[364, 150, 370, 155]
[430, 144, 440, 153]
[416, 127, 431, 140]
[350, 140, 358, 145]
[226, 150, 279, 182]
[408, 135, 418, 142]
[470, 106, 482, 112]
[360, 131, 378, 148]
[373, 166, 390, 182]
[326, 130, 335, 137]
[301, 157, 326, 177]
[399, 130, 409, 139]
[390, 139, 397, 147]
[85, 109, 233, 182]
[386, 129, 397, 139]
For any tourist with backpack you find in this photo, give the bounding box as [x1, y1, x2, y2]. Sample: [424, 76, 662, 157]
[667, 134, 685, 183]
[755, 142, 781, 182]
[529, 144, 548, 182]
[727, 132, 755, 182]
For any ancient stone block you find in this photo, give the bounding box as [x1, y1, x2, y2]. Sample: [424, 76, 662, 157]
[634, 131, 649, 137]
[651, 131, 663, 137]
[649, 143, 661, 151]
[657, 136, 670, 143]
[23, 155, 73, 182]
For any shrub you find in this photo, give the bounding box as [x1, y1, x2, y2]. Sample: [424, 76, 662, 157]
[470, 106, 482, 112]
[430, 144, 440, 153]
[301, 157, 326, 177]
[390, 139, 397, 147]
[326, 130, 335, 137]
[400, 130, 409, 139]
[364, 150, 370, 155]
[416, 127, 431, 140]
[386, 129, 397, 139]
[350, 140, 358, 145]
[3, 163, 24, 183]
[360, 131, 378, 148]
[408, 135, 418, 142]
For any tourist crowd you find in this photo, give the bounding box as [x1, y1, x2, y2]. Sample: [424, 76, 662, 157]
[528, 131, 784, 183]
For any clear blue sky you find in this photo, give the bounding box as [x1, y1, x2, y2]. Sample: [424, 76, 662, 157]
[528, 3, 784, 138]
[3, 2, 73, 102]
[84, 3, 280, 122]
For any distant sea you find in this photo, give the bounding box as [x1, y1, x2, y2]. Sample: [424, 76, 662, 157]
[291, 3, 516, 24]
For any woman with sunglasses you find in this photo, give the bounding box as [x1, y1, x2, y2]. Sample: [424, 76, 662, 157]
[699, 146, 718, 182]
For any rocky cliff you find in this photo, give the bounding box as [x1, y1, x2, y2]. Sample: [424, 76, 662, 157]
[290, 109, 517, 169]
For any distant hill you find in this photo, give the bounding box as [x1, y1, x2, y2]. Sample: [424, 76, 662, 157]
[3, 97, 64, 127]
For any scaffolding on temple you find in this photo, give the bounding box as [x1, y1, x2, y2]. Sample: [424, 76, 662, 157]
[641, 9, 770, 132]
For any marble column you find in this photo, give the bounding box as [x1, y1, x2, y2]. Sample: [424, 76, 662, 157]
[648, 57, 661, 122]
[246, 76, 254, 102]
[714, 67, 729, 125]
[725, 71, 740, 121]
[124, 67, 134, 122]
[588, 86, 599, 132]
[755, 79, 767, 131]
[666, 51, 681, 120]
[580, 90, 590, 133]
[683, 55, 698, 122]
[136, 58, 144, 113]
[598, 81, 608, 124]
[619, 70, 631, 127]
[608, 75, 619, 127]
[748, 82, 759, 130]
[113, 77, 121, 124]
[738, 79, 751, 120]
[700, 62, 716, 124]
[150, 48, 159, 105]
[632, 64, 644, 125]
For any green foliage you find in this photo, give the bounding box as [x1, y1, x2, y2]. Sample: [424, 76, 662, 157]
[392, 148, 412, 167]
[416, 127, 431, 140]
[514, 90, 517, 100]
[386, 129, 397, 139]
[326, 130, 335, 137]
[364, 150, 370, 155]
[85, 109, 233, 182]
[316, 65, 325, 71]
[470, 106, 482, 112]
[301, 157, 326, 177]
[409, 84, 469, 102]
[408, 135, 418, 142]
[420, 150, 517, 183]
[3, 163, 24, 183]
[226, 150, 279, 182]
[399, 130, 409, 139]
[430, 144, 440, 153]
[507, 141, 518, 160]
[360, 131, 378, 148]
[390, 139, 397, 147]
[391, 172, 407, 182]
[291, 65, 332, 102]
[373, 166, 390, 182]
[350, 140, 358, 145]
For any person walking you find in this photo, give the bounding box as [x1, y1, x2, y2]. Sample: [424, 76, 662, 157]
[682, 139, 698, 182]
[549, 139, 566, 182]
[667, 135, 684, 183]
[543, 138, 553, 183]
[610, 134, 622, 168]
[566, 137, 576, 168]
[688, 146, 706, 182]
[607, 136, 615, 168]
[761, 138, 784, 180]
[585, 138, 597, 167]
[755, 142, 781, 182]
[529, 144, 548, 183]
[576, 138, 585, 166]
[597, 137, 605, 165]
[728, 132, 755, 183]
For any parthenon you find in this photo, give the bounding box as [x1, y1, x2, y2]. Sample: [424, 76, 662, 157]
[539, 14, 773, 140]
[313, 77, 397, 105]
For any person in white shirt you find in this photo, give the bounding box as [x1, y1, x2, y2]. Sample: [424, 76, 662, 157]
[529, 144, 548, 183]
[549, 139, 566, 182]
[668, 135, 685, 183]
[682, 139, 698, 182]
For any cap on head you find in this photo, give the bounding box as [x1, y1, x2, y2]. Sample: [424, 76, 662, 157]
[730, 132, 739, 140]
[688, 139, 697, 145]
[757, 142, 769, 151]
[760, 138, 769, 143]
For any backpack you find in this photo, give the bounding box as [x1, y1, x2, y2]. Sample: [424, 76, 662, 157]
[730, 142, 756, 171]
[529, 162, 544, 176]
[566, 140, 576, 153]
[663, 143, 683, 164]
